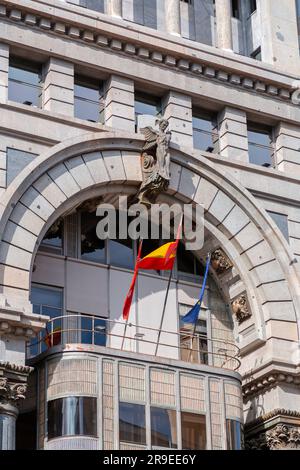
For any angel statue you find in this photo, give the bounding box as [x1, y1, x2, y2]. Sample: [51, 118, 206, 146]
[137, 118, 172, 205]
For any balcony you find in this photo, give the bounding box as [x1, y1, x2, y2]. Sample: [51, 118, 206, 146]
[26, 314, 240, 372]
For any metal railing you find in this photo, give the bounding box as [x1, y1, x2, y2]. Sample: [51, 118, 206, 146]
[26, 314, 241, 371]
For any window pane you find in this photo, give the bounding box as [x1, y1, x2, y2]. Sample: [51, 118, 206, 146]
[8, 80, 41, 106]
[8, 60, 41, 107]
[74, 78, 102, 122]
[48, 397, 97, 439]
[193, 116, 213, 133]
[9, 64, 41, 86]
[81, 316, 93, 344]
[94, 318, 107, 346]
[6, 148, 37, 185]
[81, 211, 106, 263]
[248, 130, 271, 147]
[181, 412, 206, 449]
[248, 142, 272, 166]
[193, 130, 214, 151]
[31, 286, 62, 310]
[151, 407, 177, 448]
[40, 219, 63, 254]
[226, 419, 243, 450]
[135, 99, 159, 117]
[119, 402, 146, 445]
[74, 97, 100, 122]
[109, 239, 134, 269]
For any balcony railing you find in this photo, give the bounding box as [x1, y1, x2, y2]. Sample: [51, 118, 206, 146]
[26, 314, 241, 371]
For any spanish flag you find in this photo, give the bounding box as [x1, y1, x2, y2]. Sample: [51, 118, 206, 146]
[138, 240, 178, 271]
[123, 240, 143, 321]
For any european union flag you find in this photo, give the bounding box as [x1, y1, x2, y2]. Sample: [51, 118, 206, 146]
[182, 254, 211, 325]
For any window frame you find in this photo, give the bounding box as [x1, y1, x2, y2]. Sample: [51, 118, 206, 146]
[192, 108, 219, 153]
[74, 74, 104, 123]
[8, 56, 43, 107]
[247, 122, 274, 168]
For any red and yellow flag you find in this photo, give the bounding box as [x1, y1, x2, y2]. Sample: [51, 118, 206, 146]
[138, 241, 178, 271]
[123, 240, 143, 321]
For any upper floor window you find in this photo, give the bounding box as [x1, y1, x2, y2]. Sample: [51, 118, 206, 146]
[231, 0, 240, 19]
[74, 75, 104, 123]
[67, 0, 104, 13]
[247, 123, 274, 167]
[8, 57, 42, 107]
[249, 0, 257, 14]
[6, 148, 37, 186]
[192, 109, 218, 153]
[135, 93, 161, 131]
[267, 211, 289, 241]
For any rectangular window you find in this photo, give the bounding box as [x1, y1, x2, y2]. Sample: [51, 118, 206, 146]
[135, 92, 161, 131]
[81, 211, 106, 263]
[267, 211, 289, 241]
[119, 402, 146, 446]
[6, 148, 37, 186]
[40, 219, 63, 254]
[48, 396, 97, 439]
[151, 407, 177, 448]
[181, 412, 206, 449]
[74, 76, 104, 123]
[247, 124, 274, 167]
[249, 0, 257, 14]
[67, 0, 104, 13]
[231, 0, 240, 19]
[192, 110, 218, 152]
[8, 57, 42, 107]
[226, 419, 243, 450]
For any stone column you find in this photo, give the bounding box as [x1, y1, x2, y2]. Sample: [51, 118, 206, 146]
[215, 0, 233, 51]
[162, 91, 193, 148]
[0, 368, 31, 450]
[165, 0, 181, 36]
[0, 402, 18, 450]
[218, 107, 249, 163]
[0, 43, 9, 103]
[107, 0, 122, 18]
[43, 58, 74, 117]
[104, 75, 135, 132]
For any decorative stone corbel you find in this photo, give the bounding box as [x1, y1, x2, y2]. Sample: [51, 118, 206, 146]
[231, 294, 251, 325]
[211, 248, 232, 274]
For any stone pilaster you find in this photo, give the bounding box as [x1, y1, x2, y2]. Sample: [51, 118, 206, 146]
[0, 362, 32, 450]
[107, 0, 122, 18]
[0, 43, 9, 104]
[218, 107, 249, 163]
[259, 0, 300, 74]
[215, 0, 233, 51]
[165, 0, 181, 36]
[43, 58, 74, 117]
[104, 75, 135, 132]
[162, 91, 193, 148]
[275, 122, 300, 176]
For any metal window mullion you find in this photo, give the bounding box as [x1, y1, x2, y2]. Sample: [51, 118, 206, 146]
[97, 357, 103, 450]
[221, 379, 227, 450]
[113, 361, 120, 449]
[204, 375, 212, 450]
[145, 365, 151, 449]
[175, 370, 182, 450]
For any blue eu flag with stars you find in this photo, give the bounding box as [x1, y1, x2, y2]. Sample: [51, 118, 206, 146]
[182, 254, 211, 325]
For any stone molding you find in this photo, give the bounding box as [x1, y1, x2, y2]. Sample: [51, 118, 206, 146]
[0, 361, 32, 404]
[246, 409, 300, 428]
[243, 373, 300, 400]
[246, 424, 300, 450]
[0, 2, 294, 105]
[211, 248, 233, 274]
[231, 294, 251, 325]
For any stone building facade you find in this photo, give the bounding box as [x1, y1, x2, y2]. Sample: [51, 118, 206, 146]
[0, 0, 300, 450]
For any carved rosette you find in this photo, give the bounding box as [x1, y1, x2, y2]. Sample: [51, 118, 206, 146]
[231, 294, 251, 325]
[246, 424, 300, 450]
[211, 248, 232, 274]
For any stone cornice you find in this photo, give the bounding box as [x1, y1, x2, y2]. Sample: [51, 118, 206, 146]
[243, 371, 300, 401]
[245, 409, 300, 431]
[0, 303, 49, 337]
[0, 1, 296, 107]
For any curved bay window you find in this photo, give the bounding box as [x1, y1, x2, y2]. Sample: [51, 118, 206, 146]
[47, 396, 97, 440]
[226, 420, 243, 450]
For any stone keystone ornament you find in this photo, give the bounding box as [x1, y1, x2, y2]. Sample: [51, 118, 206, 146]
[137, 118, 172, 205]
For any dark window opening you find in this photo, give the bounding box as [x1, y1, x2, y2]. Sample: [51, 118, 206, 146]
[40, 219, 63, 254]
[151, 407, 177, 448]
[16, 410, 37, 449]
[8, 57, 42, 107]
[247, 123, 273, 167]
[232, 0, 240, 19]
[119, 402, 146, 446]
[249, 0, 257, 14]
[47, 396, 97, 439]
[74, 75, 104, 123]
[192, 109, 218, 152]
[81, 210, 106, 264]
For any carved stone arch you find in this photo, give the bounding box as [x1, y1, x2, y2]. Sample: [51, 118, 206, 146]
[0, 131, 299, 366]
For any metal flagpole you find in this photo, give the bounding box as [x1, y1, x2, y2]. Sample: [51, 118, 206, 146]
[121, 239, 142, 350]
[154, 215, 183, 356]
[154, 267, 173, 356]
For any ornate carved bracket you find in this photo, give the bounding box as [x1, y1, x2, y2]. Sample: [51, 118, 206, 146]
[231, 294, 251, 325]
[246, 424, 300, 450]
[211, 248, 232, 274]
